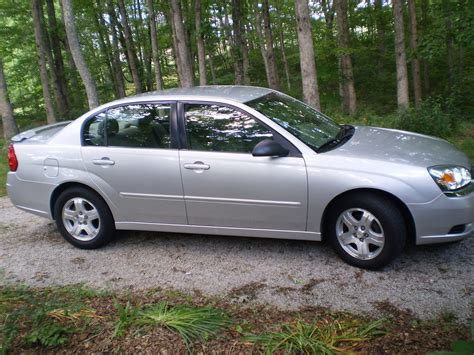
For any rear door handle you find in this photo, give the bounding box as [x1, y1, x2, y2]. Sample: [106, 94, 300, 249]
[183, 162, 210, 170]
[93, 157, 115, 166]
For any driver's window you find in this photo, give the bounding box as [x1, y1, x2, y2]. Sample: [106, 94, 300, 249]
[184, 104, 273, 153]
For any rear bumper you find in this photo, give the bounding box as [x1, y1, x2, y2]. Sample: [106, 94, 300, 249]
[6, 172, 55, 219]
[408, 187, 474, 245]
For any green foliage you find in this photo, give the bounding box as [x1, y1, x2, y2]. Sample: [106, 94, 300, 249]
[0, 0, 472, 125]
[0, 285, 27, 352]
[398, 97, 457, 138]
[113, 301, 229, 351]
[244, 318, 385, 354]
[0, 285, 471, 353]
[113, 301, 138, 338]
[24, 323, 71, 347]
[427, 320, 474, 355]
[0, 285, 102, 351]
[137, 302, 230, 350]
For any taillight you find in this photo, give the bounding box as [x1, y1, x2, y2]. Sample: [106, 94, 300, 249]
[7, 144, 18, 171]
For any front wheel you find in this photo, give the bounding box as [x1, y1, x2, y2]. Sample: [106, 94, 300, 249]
[326, 193, 406, 269]
[54, 187, 115, 249]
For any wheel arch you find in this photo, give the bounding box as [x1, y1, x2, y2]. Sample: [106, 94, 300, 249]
[320, 188, 416, 244]
[50, 181, 113, 221]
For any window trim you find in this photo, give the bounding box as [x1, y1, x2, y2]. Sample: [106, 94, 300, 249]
[80, 101, 179, 149]
[177, 100, 301, 157]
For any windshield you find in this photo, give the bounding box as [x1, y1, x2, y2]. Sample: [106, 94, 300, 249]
[246, 93, 341, 151]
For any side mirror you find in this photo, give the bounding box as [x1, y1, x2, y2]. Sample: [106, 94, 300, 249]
[252, 139, 289, 157]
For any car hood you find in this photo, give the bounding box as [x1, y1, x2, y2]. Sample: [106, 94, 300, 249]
[331, 126, 471, 168]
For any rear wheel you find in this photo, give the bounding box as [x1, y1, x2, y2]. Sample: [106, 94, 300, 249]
[54, 187, 115, 249]
[326, 193, 406, 269]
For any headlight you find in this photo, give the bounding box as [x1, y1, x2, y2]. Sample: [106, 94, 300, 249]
[428, 165, 472, 191]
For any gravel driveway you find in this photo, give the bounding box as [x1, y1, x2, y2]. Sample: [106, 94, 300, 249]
[0, 197, 472, 321]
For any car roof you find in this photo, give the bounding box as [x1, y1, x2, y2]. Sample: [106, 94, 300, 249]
[128, 85, 273, 103]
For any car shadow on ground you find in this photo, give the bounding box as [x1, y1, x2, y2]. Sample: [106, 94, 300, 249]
[111, 229, 469, 271]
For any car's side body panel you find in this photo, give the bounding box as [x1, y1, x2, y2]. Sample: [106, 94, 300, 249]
[81, 146, 187, 225]
[179, 150, 308, 231]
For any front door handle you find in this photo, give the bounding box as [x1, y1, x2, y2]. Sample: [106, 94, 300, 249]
[93, 157, 115, 166]
[183, 162, 210, 170]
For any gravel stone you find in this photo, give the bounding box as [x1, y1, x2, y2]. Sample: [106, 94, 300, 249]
[0, 197, 472, 320]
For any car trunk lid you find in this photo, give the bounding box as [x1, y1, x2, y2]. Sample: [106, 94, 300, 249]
[10, 121, 72, 144]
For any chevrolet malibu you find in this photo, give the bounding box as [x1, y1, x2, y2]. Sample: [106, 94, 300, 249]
[6, 86, 473, 269]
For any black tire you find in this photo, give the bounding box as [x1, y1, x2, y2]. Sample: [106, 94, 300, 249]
[326, 193, 406, 269]
[54, 187, 115, 249]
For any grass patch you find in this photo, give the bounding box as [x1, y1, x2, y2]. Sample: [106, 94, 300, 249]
[245, 318, 385, 354]
[113, 301, 231, 351]
[137, 302, 230, 350]
[112, 301, 137, 338]
[0, 285, 104, 352]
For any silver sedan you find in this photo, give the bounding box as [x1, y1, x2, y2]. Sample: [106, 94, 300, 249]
[6, 86, 473, 269]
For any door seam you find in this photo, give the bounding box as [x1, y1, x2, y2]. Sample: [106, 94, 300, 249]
[177, 149, 189, 224]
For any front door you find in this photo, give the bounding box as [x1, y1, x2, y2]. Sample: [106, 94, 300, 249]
[178, 102, 308, 231]
[81, 102, 187, 224]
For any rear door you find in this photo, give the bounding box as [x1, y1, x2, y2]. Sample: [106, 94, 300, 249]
[81, 102, 187, 224]
[178, 101, 308, 231]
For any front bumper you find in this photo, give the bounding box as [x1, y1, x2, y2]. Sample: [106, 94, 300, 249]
[408, 186, 474, 245]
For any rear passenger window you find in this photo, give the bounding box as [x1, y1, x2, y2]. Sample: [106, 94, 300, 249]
[83, 112, 106, 146]
[106, 104, 171, 148]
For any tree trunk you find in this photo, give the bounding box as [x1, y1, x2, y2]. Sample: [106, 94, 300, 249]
[209, 52, 217, 84]
[261, 0, 280, 90]
[421, 0, 430, 95]
[276, 0, 290, 90]
[45, 0, 70, 117]
[294, 0, 321, 109]
[167, 8, 182, 86]
[335, 0, 357, 115]
[63, 36, 82, 106]
[321, 0, 335, 34]
[32, 0, 57, 123]
[170, 0, 194, 87]
[134, 0, 147, 86]
[253, 2, 271, 87]
[42, 6, 68, 120]
[232, 0, 244, 85]
[216, 5, 229, 61]
[407, 0, 421, 107]
[223, 1, 232, 58]
[108, 2, 126, 98]
[182, 1, 195, 81]
[60, 0, 99, 109]
[374, 0, 386, 71]
[117, 0, 142, 93]
[195, 0, 207, 86]
[458, 0, 465, 79]
[242, 33, 250, 85]
[147, 0, 163, 90]
[392, 0, 409, 110]
[0, 59, 19, 140]
[444, 0, 454, 89]
[93, 2, 115, 93]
